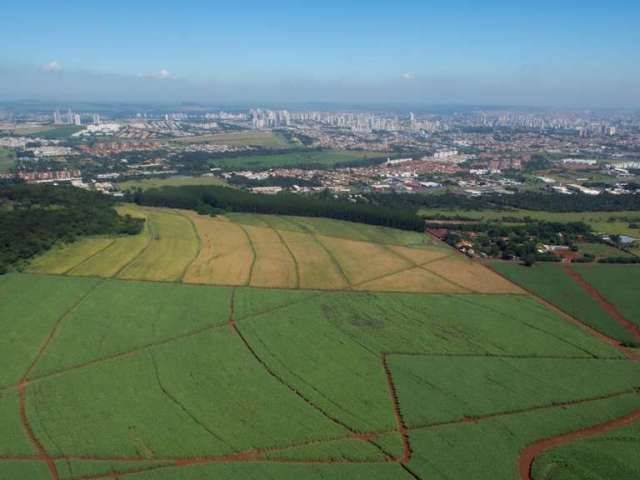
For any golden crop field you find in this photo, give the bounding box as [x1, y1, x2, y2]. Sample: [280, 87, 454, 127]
[26, 205, 524, 295]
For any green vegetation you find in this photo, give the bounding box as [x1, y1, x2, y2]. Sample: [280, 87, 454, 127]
[1, 271, 637, 479]
[572, 264, 640, 327]
[532, 420, 640, 480]
[0, 184, 144, 273]
[491, 262, 637, 344]
[132, 185, 426, 232]
[119, 175, 226, 191]
[26, 125, 84, 139]
[0, 146, 16, 173]
[172, 130, 289, 148]
[211, 149, 386, 170]
[407, 392, 640, 480]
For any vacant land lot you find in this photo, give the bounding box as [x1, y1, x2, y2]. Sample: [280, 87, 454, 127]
[0, 146, 16, 172]
[0, 271, 637, 480]
[119, 175, 226, 191]
[572, 264, 640, 328]
[491, 262, 636, 344]
[172, 130, 289, 148]
[212, 149, 386, 170]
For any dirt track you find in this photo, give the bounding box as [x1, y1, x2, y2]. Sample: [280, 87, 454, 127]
[562, 265, 640, 342]
[518, 409, 640, 480]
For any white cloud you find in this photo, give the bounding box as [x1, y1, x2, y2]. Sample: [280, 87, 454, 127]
[42, 61, 63, 72]
[154, 68, 173, 79]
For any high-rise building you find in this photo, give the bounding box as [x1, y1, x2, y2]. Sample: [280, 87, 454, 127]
[73, 114, 81, 126]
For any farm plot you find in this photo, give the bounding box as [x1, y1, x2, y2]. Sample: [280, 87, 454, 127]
[242, 225, 297, 288]
[531, 417, 640, 480]
[491, 262, 636, 344]
[118, 209, 199, 282]
[27, 328, 348, 459]
[388, 355, 639, 428]
[0, 274, 101, 387]
[235, 289, 623, 434]
[28, 279, 232, 378]
[572, 264, 640, 328]
[406, 392, 640, 480]
[0, 271, 638, 480]
[182, 212, 254, 286]
[26, 238, 115, 275]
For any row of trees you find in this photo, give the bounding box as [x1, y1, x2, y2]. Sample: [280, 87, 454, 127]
[131, 185, 426, 231]
[0, 184, 144, 273]
[369, 191, 640, 213]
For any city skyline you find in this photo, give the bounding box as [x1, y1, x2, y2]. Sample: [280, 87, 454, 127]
[1, 1, 639, 107]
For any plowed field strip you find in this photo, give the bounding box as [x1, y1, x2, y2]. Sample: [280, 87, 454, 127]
[65, 240, 116, 275]
[283, 218, 352, 288]
[562, 265, 640, 342]
[259, 218, 301, 289]
[236, 224, 257, 286]
[519, 409, 640, 480]
[178, 211, 202, 282]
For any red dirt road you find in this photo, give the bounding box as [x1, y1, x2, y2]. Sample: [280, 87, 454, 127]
[18, 381, 59, 480]
[562, 265, 640, 342]
[519, 409, 640, 480]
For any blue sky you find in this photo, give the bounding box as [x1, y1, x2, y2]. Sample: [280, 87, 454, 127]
[1, 0, 639, 106]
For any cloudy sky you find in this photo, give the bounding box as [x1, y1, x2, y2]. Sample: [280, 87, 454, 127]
[1, 0, 639, 107]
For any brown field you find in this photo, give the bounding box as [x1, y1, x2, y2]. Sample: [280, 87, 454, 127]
[386, 245, 452, 265]
[425, 256, 524, 294]
[117, 209, 198, 282]
[27, 205, 526, 295]
[182, 212, 254, 286]
[317, 236, 412, 285]
[278, 230, 349, 290]
[354, 266, 467, 293]
[243, 225, 298, 289]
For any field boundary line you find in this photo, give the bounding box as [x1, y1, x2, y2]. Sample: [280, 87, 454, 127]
[22, 279, 103, 381]
[381, 354, 411, 463]
[236, 224, 257, 286]
[64, 239, 116, 275]
[562, 264, 640, 342]
[283, 218, 353, 289]
[26, 322, 230, 386]
[149, 351, 235, 451]
[113, 211, 155, 279]
[518, 408, 640, 480]
[484, 263, 638, 361]
[260, 217, 301, 289]
[177, 210, 203, 283]
[408, 388, 639, 432]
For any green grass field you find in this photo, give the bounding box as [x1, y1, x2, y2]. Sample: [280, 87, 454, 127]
[419, 207, 640, 238]
[27, 125, 85, 139]
[0, 271, 638, 479]
[0, 146, 16, 173]
[118, 175, 227, 191]
[172, 131, 289, 148]
[531, 419, 640, 480]
[211, 149, 386, 169]
[572, 264, 640, 328]
[491, 262, 637, 344]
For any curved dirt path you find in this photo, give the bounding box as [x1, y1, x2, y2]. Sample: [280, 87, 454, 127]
[561, 265, 640, 343]
[519, 409, 640, 480]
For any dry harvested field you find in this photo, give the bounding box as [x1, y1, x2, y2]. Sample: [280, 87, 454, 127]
[26, 206, 519, 294]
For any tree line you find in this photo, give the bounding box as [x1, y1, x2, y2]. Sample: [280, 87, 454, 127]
[131, 185, 425, 231]
[0, 184, 144, 274]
